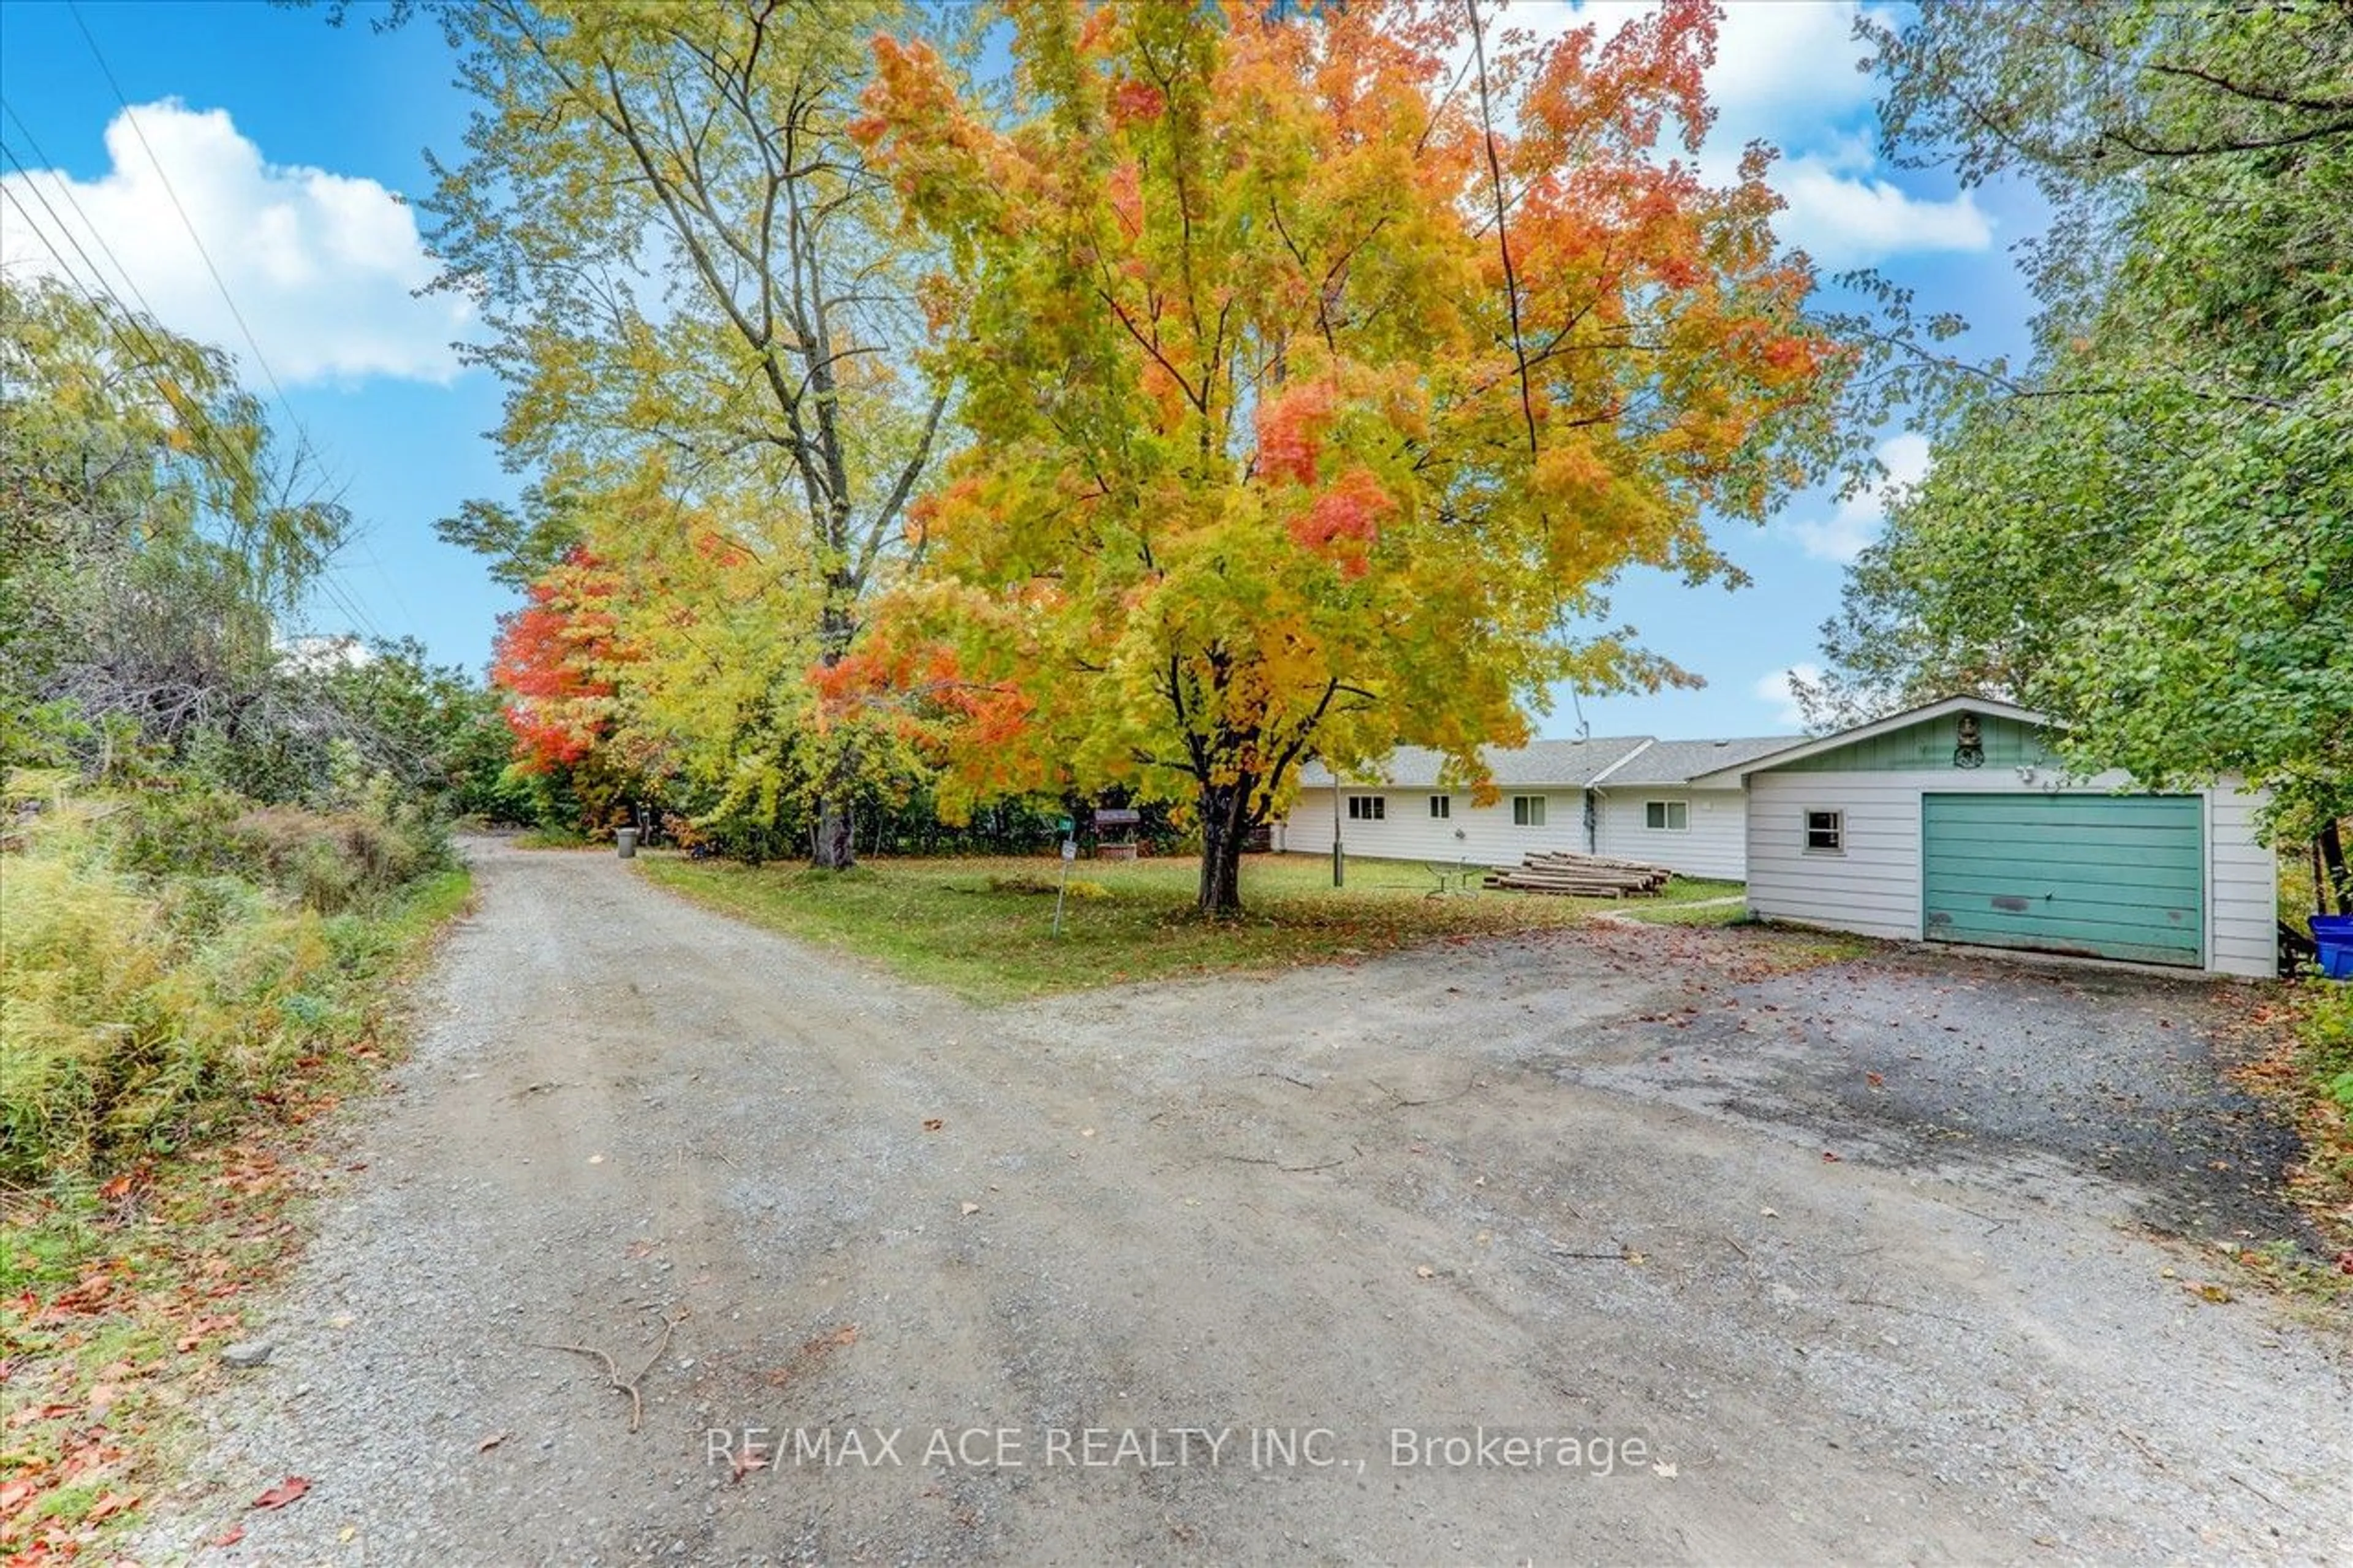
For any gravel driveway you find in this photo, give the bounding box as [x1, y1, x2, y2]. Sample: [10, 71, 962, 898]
[149, 840, 2349, 1565]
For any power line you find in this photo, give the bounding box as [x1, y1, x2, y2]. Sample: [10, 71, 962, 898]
[0, 102, 170, 332]
[59, 8, 426, 642]
[66, 2, 299, 419]
[1, 137, 388, 644]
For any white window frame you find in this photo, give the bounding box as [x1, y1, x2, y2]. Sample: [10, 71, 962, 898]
[1428, 795, 1451, 819]
[1804, 808, 1844, 854]
[1644, 800, 1688, 832]
[1347, 795, 1386, 822]
[1512, 795, 1547, 827]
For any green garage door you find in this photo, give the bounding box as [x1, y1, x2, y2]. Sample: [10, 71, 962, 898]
[1921, 794, 2203, 968]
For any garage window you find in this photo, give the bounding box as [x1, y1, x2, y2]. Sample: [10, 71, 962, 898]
[1645, 800, 1688, 831]
[1429, 795, 1451, 819]
[1805, 809, 1844, 852]
[1512, 795, 1547, 827]
[1347, 795, 1385, 822]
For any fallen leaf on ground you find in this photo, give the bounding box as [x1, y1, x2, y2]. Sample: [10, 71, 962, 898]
[478, 1431, 510, 1453]
[960, 1202, 980, 1216]
[1821, 1151, 1843, 1163]
[85, 1491, 138, 1523]
[1414, 1265, 1436, 1279]
[922, 1118, 944, 1132]
[1653, 1461, 1678, 1479]
[251, 1475, 311, 1510]
[212, 1524, 246, 1548]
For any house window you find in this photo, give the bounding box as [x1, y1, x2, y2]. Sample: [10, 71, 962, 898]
[1512, 795, 1547, 827]
[1347, 795, 1385, 822]
[1428, 795, 1451, 819]
[1645, 800, 1688, 831]
[1805, 809, 1844, 852]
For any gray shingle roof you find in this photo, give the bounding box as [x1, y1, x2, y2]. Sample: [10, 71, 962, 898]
[1297, 733, 1800, 790]
[1596, 735, 1796, 786]
[1298, 737, 1652, 790]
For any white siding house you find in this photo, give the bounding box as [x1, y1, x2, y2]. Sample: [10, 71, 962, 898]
[1276, 734, 1793, 880]
[1693, 697, 2278, 979]
[1589, 738, 1789, 881]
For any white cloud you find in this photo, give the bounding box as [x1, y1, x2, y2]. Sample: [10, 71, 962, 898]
[1785, 431, 1931, 564]
[1705, 0, 1887, 124]
[0, 100, 468, 384]
[1755, 662, 1824, 727]
[1554, 1, 1992, 267]
[1771, 157, 1993, 268]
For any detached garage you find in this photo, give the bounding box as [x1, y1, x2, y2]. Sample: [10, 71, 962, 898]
[1691, 697, 2276, 978]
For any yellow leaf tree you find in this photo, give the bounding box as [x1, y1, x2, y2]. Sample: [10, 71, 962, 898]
[858, 0, 1841, 913]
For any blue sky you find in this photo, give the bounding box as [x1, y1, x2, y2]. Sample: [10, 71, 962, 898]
[1, 0, 2040, 739]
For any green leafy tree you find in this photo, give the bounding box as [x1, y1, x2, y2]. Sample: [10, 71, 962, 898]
[1805, 0, 2351, 884]
[391, 0, 952, 869]
[0, 277, 346, 771]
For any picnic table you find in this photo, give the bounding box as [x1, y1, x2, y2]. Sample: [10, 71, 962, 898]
[1424, 859, 1487, 898]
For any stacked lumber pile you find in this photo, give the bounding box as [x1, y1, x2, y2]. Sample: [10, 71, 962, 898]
[1485, 851, 1673, 898]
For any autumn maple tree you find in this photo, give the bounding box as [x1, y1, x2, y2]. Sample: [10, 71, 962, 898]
[857, 0, 1839, 914]
[488, 544, 657, 828]
[406, 0, 949, 869]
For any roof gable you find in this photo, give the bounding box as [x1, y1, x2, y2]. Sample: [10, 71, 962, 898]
[1688, 696, 2057, 786]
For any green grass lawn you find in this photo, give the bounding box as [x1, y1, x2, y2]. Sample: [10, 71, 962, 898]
[637, 850, 1746, 1004]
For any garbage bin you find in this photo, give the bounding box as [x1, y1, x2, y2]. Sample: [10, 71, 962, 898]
[2313, 915, 2353, 980]
[616, 827, 639, 860]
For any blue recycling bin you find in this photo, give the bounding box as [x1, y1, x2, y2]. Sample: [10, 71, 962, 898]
[2313, 915, 2353, 980]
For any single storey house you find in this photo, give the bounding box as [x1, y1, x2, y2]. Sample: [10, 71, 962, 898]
[1688, 696, 2275, 978]
[1276, 733, 1794, 880]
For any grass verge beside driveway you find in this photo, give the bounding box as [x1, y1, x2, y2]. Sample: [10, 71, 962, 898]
[1, 851, 472, 1560]
[637, 852, 1745, 1004]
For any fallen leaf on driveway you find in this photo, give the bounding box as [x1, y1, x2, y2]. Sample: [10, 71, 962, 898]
[1653, 1461, 1678, 1479]
[1414, 1265, 1435, 1279]
[960, 1202, 980, 1217]
[1865, 1071, 1885, 1088]
[1821, 1151, 1843, 1162]
[212, 1524, 246, 1547]
[478, 1431, 510, 1453]
[2181, 1280, 2232, 1305]
[922, 1118, 944, 1132]
[85, 1491, 138, 1523]
[251, 1475, 311, 1510]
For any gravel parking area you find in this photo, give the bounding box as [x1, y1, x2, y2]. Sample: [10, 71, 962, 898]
[1562, 939, 2319, 1251]
[143, 842, 2349, 1565]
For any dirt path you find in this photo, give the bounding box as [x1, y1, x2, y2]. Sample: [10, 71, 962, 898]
[156, 841, 2348, 1565]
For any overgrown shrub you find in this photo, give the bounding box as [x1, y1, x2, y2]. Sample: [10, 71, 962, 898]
[0, 791, 455, 1184]
[2306, 983, 2353, 1109]
[112, 779, 449, 914]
